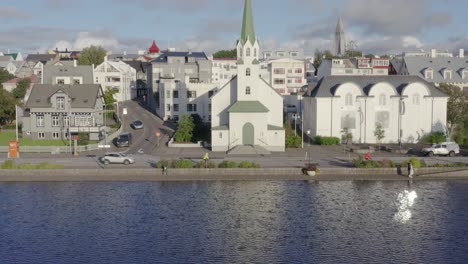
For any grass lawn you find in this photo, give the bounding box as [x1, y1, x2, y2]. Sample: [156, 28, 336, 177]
[0, 132, 68, 146]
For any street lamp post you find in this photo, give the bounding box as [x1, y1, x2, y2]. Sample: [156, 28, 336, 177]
[307, 129, 311, 166]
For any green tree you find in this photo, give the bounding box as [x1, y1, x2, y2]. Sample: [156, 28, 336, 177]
[0, 69, 15, 90]
[212, 49, 237, 58]
[78, 45, 107, 66]
[438, 83, 467, 137]
[174, 115, 195, 143]
[103, 88, 117, 109]
[0, 89, 17, 125]
[341, 128, 353, 145]
[374, 122, 385, 151]
[191, 114, 210, 142]
[284, 120, 301, 148]
[12, 78, 31, 100]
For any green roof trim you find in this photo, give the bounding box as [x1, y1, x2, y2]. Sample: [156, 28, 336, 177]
[268, 125, 284, 131]
[228, 101, 269, 113]
[240, 0, 256, 45]
[212, 125, 229, 131]
[5, 53, 18, 60]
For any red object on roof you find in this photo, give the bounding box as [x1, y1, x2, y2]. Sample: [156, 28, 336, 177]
[142, 55, 153, 61]
[149, 40, 160, 53]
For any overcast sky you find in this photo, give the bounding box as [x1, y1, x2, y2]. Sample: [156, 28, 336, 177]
[0, 0, 466, 56]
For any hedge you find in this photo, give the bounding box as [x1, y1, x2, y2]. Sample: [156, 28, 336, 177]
[314, 136, 340, 145]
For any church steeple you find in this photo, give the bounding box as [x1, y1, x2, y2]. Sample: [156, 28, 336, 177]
[240, 0, 256, 45]
[335, 17, 346, 56]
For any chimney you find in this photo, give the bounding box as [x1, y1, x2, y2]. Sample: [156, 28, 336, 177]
[73, 59, 77, 67]
[431, 49, 436, 58]
[123, 51, 127, 56]
[188, 49, 192, 55]
[459, 49, 465, 58]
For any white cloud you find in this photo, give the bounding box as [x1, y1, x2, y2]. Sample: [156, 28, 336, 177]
[53, 31, 120, 51]
[402, 36, 424, 49]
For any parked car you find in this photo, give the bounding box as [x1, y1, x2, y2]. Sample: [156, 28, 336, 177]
[421, 142, 460, 157]
[131, 120, 144, 129]
[114, 132, 133, 147]
[100, 152, 135, 165]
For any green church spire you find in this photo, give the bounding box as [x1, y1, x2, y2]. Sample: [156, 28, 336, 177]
[240, 0, 256, 45]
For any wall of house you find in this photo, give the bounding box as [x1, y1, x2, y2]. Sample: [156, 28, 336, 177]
[211, 79, 237, 127]
[229, 112, 268, 147]
[211, 129, 229, 152]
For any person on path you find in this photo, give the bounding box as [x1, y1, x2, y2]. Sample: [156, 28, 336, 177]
[407, 162, 413, 178]
[203, 153, 210, 168]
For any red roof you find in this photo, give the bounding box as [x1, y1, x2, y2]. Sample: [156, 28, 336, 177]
[149, 40, 160, 53]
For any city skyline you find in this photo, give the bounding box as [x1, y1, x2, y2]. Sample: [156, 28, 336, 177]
[0, 0, 466, 55]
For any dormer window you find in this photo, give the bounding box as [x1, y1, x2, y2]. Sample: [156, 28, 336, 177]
[444, 69, 452, 79]
[246, 68, 251, 76]
[425, 68, 433, 79]
[462, 69, 468, 79]
[246, 86, 251, 95]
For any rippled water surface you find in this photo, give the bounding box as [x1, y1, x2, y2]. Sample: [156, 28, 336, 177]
[1, 180, 468, 264]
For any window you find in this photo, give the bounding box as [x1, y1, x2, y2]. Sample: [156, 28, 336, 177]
[57, 97, 65, 109]
[219, 132, 222, 139]
[208, 104, 212, 111]
[73, 79, 81, 85]
[274, 79, 285, 85]
[379, 94, 387, 106]
[239, 48, 242, 57]
[288, 79, 293, 84]
[167, 104, 171, 111]
[246, 86, 251, 95]
[166, 90, 171, 99]
[246, 48, 251, 57]
[412, 94, 420, 105]
[57, 79, 65, 85]
[173, 115, 179, 121]
[208, 90, 214, 98]
[52, 132, 60, 139]
[52, 116, 60, 127]
[187, 104, 197, 112]
[254, 48, 257, 57]
[36, 115, 44, 127]
[246, 68, 251, 76]
[173, 104, 179, 112]
[295, 68, 303, 74]
[463, 69, 468, 79]
[187, 91, 197, 98]
[173, 90, 179, 98]
[444, 70, 452, 79]
[345, 93, 353, 106]
[38, 132, 45, 139]
[274, 68, 285, 74]
[64, 116, 70, 127]
[295, 78, 302, 83]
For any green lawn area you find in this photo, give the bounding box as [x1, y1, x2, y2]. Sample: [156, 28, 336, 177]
[0, 132, 68, 146]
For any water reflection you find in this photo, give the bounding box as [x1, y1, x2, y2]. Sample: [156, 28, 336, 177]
[394, 181, 418, 224]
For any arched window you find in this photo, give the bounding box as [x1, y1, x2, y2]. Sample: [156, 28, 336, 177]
[254, 48, 257, 57]
[379, 94, 387, 106]
[246, 68, 251, 76]
[412, 94, 420, 105]
[425, 68, 433, 79]
[345, 93, 353, 106]
[246, 48, 251, 56]
[246, 86, 251, 95]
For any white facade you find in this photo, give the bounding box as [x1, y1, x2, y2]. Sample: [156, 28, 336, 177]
[211, 0, 285, 152]
[303, 76, 448, 144]
[268, 58, 306, 95]
[94, 58, 137, 102]
[158, 76, 218, 122]
[211, 58, 237, 87]
[317, 58, 390, 79]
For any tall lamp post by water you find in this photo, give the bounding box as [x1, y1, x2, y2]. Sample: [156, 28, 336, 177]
[307, 129, 311, 165]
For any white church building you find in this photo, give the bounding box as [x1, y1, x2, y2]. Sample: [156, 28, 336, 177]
[302, 76, 448, 144]
[210, 0, 285, 152]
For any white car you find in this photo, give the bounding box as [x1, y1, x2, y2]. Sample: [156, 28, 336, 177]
[421, 142, 460, 157]
[100, 152, 135, 165]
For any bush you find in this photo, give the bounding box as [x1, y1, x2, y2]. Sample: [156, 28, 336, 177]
[194, 161, 217, 168]
[1, 160, 15, 169]
[421, 132, 446, 144]
[218, 160, 238, 168]
[381, 159, 397, 168]
[157, 160, 170, 168]
[171, 159, 193, 168]
[431, 163, 466, 168]
[237, 160, 260, 168]
[352, 157, 382, 168]
[401, 158, 425, 169]
[314, 136, 340, 145]
[286, 134, 301, 148]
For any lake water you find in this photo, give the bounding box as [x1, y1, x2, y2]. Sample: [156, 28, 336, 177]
[1, 180, 468, 264]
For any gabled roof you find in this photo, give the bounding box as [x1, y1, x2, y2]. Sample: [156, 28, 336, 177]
[0, 55, 13, 62]
[123, 61, 150, 73]
[307, 75, 447, 98]
[398, 56, 468, 83]
[26, 54, 58, 63]
[228, 101, 269, 113]
[25, 84, 102, 109]
[152, 51, 208, 63]
[4, 53, 19, 60]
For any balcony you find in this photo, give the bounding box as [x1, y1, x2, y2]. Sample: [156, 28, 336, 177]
[69, 126, 105, 133]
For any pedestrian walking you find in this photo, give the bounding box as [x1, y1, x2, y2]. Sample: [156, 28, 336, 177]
[407, 162, 413, 178]
[162, 165, 168, 175]
[203, 153, 210, 168]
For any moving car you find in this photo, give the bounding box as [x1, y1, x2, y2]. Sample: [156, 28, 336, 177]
[100, 152, 135, 165]
[114, 132, 133, 147]
[421, 142, 460, 157]
[131, 120, 144, 129]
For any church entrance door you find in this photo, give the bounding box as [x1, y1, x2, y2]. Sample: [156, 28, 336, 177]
[242, 123, 254, 145]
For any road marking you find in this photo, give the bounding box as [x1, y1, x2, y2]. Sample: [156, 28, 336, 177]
[138, 148, 144, 154]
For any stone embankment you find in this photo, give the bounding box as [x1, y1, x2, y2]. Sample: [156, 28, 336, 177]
[0, 167, 467, 182]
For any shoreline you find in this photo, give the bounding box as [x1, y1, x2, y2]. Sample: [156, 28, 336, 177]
[1, 167, 468, 182]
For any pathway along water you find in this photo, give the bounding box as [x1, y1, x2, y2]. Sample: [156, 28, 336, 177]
[1, 180, 468, 263]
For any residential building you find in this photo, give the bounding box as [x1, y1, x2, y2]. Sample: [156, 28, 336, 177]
[302, 76, 448, 144]
[262, 49, 304, 60]
[0, 57, 16, 75]
[335, 17, 346, 56]
[211, 58, 237, 87]
[268, 58, 307, 95]
[48, 48, 80, 60]
[22, 84, 106, 141]
[94, 58, 137, 102]
[4, 52, 24, 61]
[42, 60, 94, 85]
[2, 75, 38, 103]
[123, 61, 151, 100]
[317, 57, 390, 79]
[211, 0, 285, 152]
[25, 54, 59, 83]
[390, 49, 468, 93]
[13, 61, 34, 78]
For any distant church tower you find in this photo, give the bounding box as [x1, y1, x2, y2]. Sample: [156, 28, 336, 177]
[335, 17, 346, 56]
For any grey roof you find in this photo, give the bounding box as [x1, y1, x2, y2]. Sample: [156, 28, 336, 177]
[396, 56, 468, 83]
[25, 54, 57, 63]
[25, 84, 102, 109]
[152, 51, 208, 63]
[0, 55, 13, 62]
[307, 75, 447, 98]
[42, 64, 94, 84]
[0, 61, 12, 68]
[107, 54, 140, 60]
[123, 61, 150, 73]
[228, 101, 269, 113]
